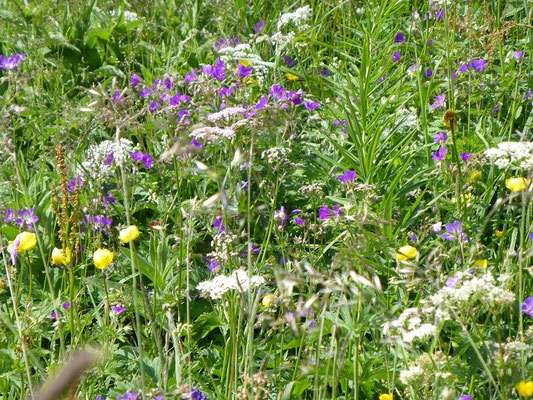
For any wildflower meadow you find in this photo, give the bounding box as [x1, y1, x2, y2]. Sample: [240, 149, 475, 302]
[1, 0, 532, 399]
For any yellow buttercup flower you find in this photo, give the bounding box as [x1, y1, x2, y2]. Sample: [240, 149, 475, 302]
[505, 177, 531, 192]
[516, 381, 533, 397]
[469, 170, 482, 181]
[13, 232, 37, 252]
[286, 73, 299, 81]
[93, 248, 113, 269]
[396, 245, 418, 261]
[474, 259, 488, 268]
[495, 230, 504, 238]
[379, 394, 393, 400]
[119, 225, 140, 243]
[51, 247, 71, 266]
[262, 294, 277, 308]
[239, 60, 250, 67]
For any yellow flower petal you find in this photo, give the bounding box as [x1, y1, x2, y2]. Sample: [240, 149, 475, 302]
[286, 73, 299, 81]
[119, 225, 140, 244]
[474, 259, 487, 268]
[15, 232, 37, 252]
[396, 245, 418, 261]
[93, 248, 113, 269]
[505, 177, 531, 192]
[51, 247, 71, 266]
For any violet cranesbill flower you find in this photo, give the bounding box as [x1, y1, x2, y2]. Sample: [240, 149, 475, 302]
[318, 205, 332, 220]
[130, 74, 141, 87]
[337, 170, 357, 183]
[470, 59, 487, 72]
[149, 101, 159, 112]
[529, 232, 533, 242]
[392, 51, 401, 62]
[236, 63, 252, 78]
[513, 51, 523, 61]
[189, 389, 207, 400]
[433, 131, 448, 143]
[424, 69, 433, 78]
[213, 216, 226, 233]
[427, 39, 434, 45]
[104, 152, 114, 166]
[459, 395, 472, 400]
[492, 103, 501, 117]
[270, 85, 287, 101]
[184, 68, 198, 83]
[0, 53, 26, 70]
[294, 217, 305, 226]
[5, 207, 14, 223]
[442, 220, 467, 242]
[15, 208, 39, 228]
[138, 87, 153, 98]
[207, 258, 219, 271]
[431, 94, 445, 109]
[288, 91, 302, 105]
[320, 67, 332, 77]
[256, 95, 268, 109]
[62, 302, 71, 310]
[130, 151, 154, 168]
[458, 63, 469, 73]
[253, 19, 265, 34]
[8, 238, 21, 265]
[460, 152, 471, 162]
[432, 146, 447, 161]
[111, 306, 126, 314]
[446, 274, 460, 288]
[394, 31, 406, 43]
[304, 102, 320, 111]
[522, 297, 533, 318]
[51, 310, 59, 320]
[332, 205, 342, 217]
[219, 86, 234, 98]
[283, 55, 296, 67]
[274, 206, 288, 229]
[112, 90, 124, 104]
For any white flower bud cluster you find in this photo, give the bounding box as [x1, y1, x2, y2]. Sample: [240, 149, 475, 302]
[484, 141, 533, 169]
[277, 6, 312, 31]
[196, 269, 265, 300]
[79, 138, 134, 183]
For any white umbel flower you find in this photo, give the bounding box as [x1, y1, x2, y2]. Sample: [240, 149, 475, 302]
[196, 269, 265, 300]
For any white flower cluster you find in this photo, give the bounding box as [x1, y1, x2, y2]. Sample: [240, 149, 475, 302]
[207, 106, 246, 122]
[493, 340, 533, 360]
[79, 138, 134, 182]
[399, 352, 435, 385]
[109, 10, 139, 22]
[277, 6, 312, 30]
[382, 307, 437, 345]
[429, 271, 515, 309]
[261, 146, 292, 165]
[190, 126, 235, 143]
[484, 141, 533, 169]
[196, 269, 265, 300]
[208, 232, 239, 263]
[216, 44, 269, 83]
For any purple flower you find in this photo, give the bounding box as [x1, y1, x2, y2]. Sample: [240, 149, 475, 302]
[149, 101, 159, 112]
[304, 102, 320, 111]
[253, 20, 265, 33]
[62, 302, 71, 310]
[442, 220, 467, 241]
[378, 75, 387, 84]
[15, 208, 39, 228]
[184, 68, 198, 82]
[270, 85, 287, 101]
[207, 258, 219, 271]
[470, 59, 487, 72]
[513, 51, 523, 61]
[394, 32, 406, 43]
[189, 389, 206, 400]
[203, 58, 225, 81]
[213, 216, 226, 233]
[460, 152, 471, 162]
[424, 69, 433, 78]
[446, 274, 460, 287]
[459, 395, 472, 400]
[458, 63, 469, 73]
[138, 88, 153, 98]
[427, 40, 434, 45]
[0, 53, 26, 70]
[522, 297, 533, 318]
[236, 63, 252, 78]
[130, 74, 141, 87]
[392, 51, 401, 62]
[256, 95, 268, 109]
[219, 86, 234, 98]
[433, 131, 448, 143]
[121, 391, 139, 400]
[104, 152, 114, 166]
[434, 9, 444, 20]
[190, 138, 203, 149]
[283, 55, 296, 67]
[274, 206, 288, 229]
[318, 205, 332, 220]
[288, 91, 302, 105]
[5, 208, 14, 223]
[332, 205, 342, 217]
[320, 67, 332, 77]
[294, 217, 305, 226]
[408, 231, 418, 243]
[8, 238, 20, 265]
[111, 306, 126, 314]
[432, 146, 447, 161]
[51, 310, 59, 320]
[112, 90, 124, 104]
[431, 94, 446, 109]
[492, 103, 501, 117]
[130, 152, 154, 168]
[337, 170, 357, 183]
[529, 232, 533, 242]
[102, 191, 116, 205]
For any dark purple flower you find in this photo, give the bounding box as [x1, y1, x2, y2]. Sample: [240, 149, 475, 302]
[112, 90, 124, 104]
[0, 53, 26, 70]
[318, 205, 331, 220]
[149, 101, 159, 112]
[283, 55, 296, 67]
[256, 95, 268, 109]
[130, 151, 143, 162]
[104, 152, 114, 166]
[432, 146, 447, 161]
[458, 63, 469, 73]
[522, 297, 533, 318]
[190, 138, 203, 149]
[434, 9, 444, 20]
[236, 63, 252, 78]
[189, 389, 206, 400]
[130, 74, 141, 87]
[219, 86, 234, 98]
[460, 152, 471, 162]
[51, 310, 59, 320]
[138, 88, 152, 98]
[102, 191, 116, 205]
[111, 306, 126, 314]
[408, 231, 418, 243]
[513, 51, 523, 61]
[15, 208, 39, 228]
[431, 94, 445, 109]
[207, 258, 219, 271]
[427, 40, 434, 45]
[332, 205, 342, 217]
[254, 20, 265, 33]
[470, 59, 487, 72]
[492, 103, 501, 117]
[121, 391, 139, 399]
[288, 91, 302, 105]
[378, 75, 387, 84]
[424, 69, 433, 78]
[304, 102, 320, 111]
[395, 32, 406, 43]
[320, 67, 332, 77]
[274, 206, 288, 229]
[433, 131, 448, 143]
[213, 216, 226, 233]
[337, 170, 357, 183]
[184, 68, 198, 83]
[294, 217, 305, 226]
[62, 302, 71, 310]
[141, 153, 154, 168]
[5, 208, 14, 223]
[392, 51, 401, 62]
[529, 232, 533, 242]
[459, 395, 472, 400]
